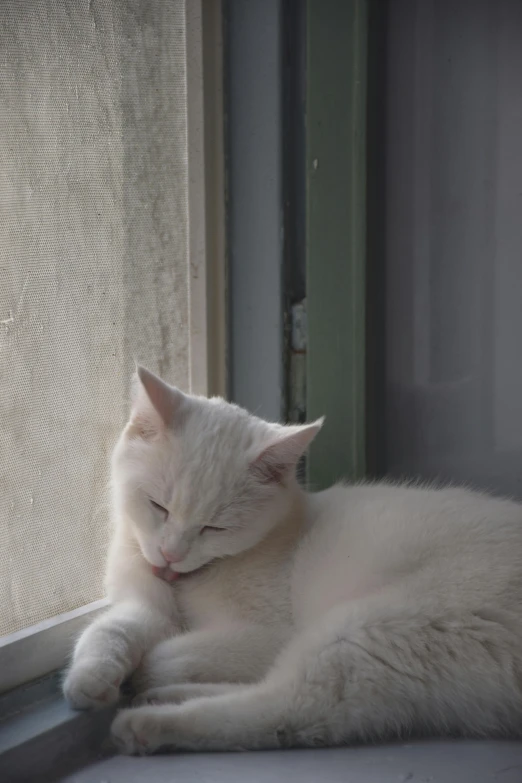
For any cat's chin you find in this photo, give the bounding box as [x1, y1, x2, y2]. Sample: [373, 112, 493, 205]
[169, 558, 215, 578]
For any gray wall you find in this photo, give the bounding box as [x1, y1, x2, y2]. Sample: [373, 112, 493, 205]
[384, 0, 522, 497]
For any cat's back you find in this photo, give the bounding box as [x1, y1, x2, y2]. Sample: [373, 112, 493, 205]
[293, 481, 522, 626]
[334, 480, 522, 549]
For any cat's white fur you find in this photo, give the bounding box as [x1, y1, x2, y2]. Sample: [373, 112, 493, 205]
[64, 367, 522, 754]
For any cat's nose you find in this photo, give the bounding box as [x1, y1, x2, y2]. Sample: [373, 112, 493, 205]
[160, 547, 184, 564]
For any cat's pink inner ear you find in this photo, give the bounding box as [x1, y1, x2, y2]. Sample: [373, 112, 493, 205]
[129, 365, 186, 437]
[250, 419, 324, 484]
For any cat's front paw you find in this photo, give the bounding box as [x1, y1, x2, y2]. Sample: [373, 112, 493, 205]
[111, 706, 165, 755]
[63, 661, 124, 710]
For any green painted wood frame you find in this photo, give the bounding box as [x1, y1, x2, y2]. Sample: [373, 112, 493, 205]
[306, 0, 368, 489]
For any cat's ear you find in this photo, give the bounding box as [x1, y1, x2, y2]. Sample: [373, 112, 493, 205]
[128, 365, 187, 439]
[250, 419, 324, 484]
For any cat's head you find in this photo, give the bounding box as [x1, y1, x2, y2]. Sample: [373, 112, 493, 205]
[111, 367, 322, 574]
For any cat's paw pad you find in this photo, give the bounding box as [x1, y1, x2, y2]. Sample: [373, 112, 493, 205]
[63, 662, 123, 710]
[111, 707, 164, 755]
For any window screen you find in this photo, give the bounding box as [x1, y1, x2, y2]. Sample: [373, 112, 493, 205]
[0, 0, 190, 636]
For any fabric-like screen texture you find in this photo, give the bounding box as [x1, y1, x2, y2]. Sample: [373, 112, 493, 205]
[0, 0, 190, 636]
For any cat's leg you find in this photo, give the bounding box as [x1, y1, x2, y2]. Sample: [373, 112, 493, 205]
[64, 527, 178, 710]
[134, 623, 290, 691]
[64, 600, 175, 710]
[132, 683, 244, 706]
[112, 599, 522, 753]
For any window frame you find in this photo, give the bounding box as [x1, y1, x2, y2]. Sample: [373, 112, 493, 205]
[225, 0, 285, 422]
[0, 0, 226, 697]
[305, 0, 368, 490]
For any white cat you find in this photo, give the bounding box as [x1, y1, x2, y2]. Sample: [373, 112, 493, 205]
[63, 366, 522, 754]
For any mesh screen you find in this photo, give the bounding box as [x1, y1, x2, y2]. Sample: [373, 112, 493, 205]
[0, 0, 190, 636]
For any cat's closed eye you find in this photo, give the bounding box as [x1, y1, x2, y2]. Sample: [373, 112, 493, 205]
[149, 499, 168, 517]
[200, 525, 226, 535]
